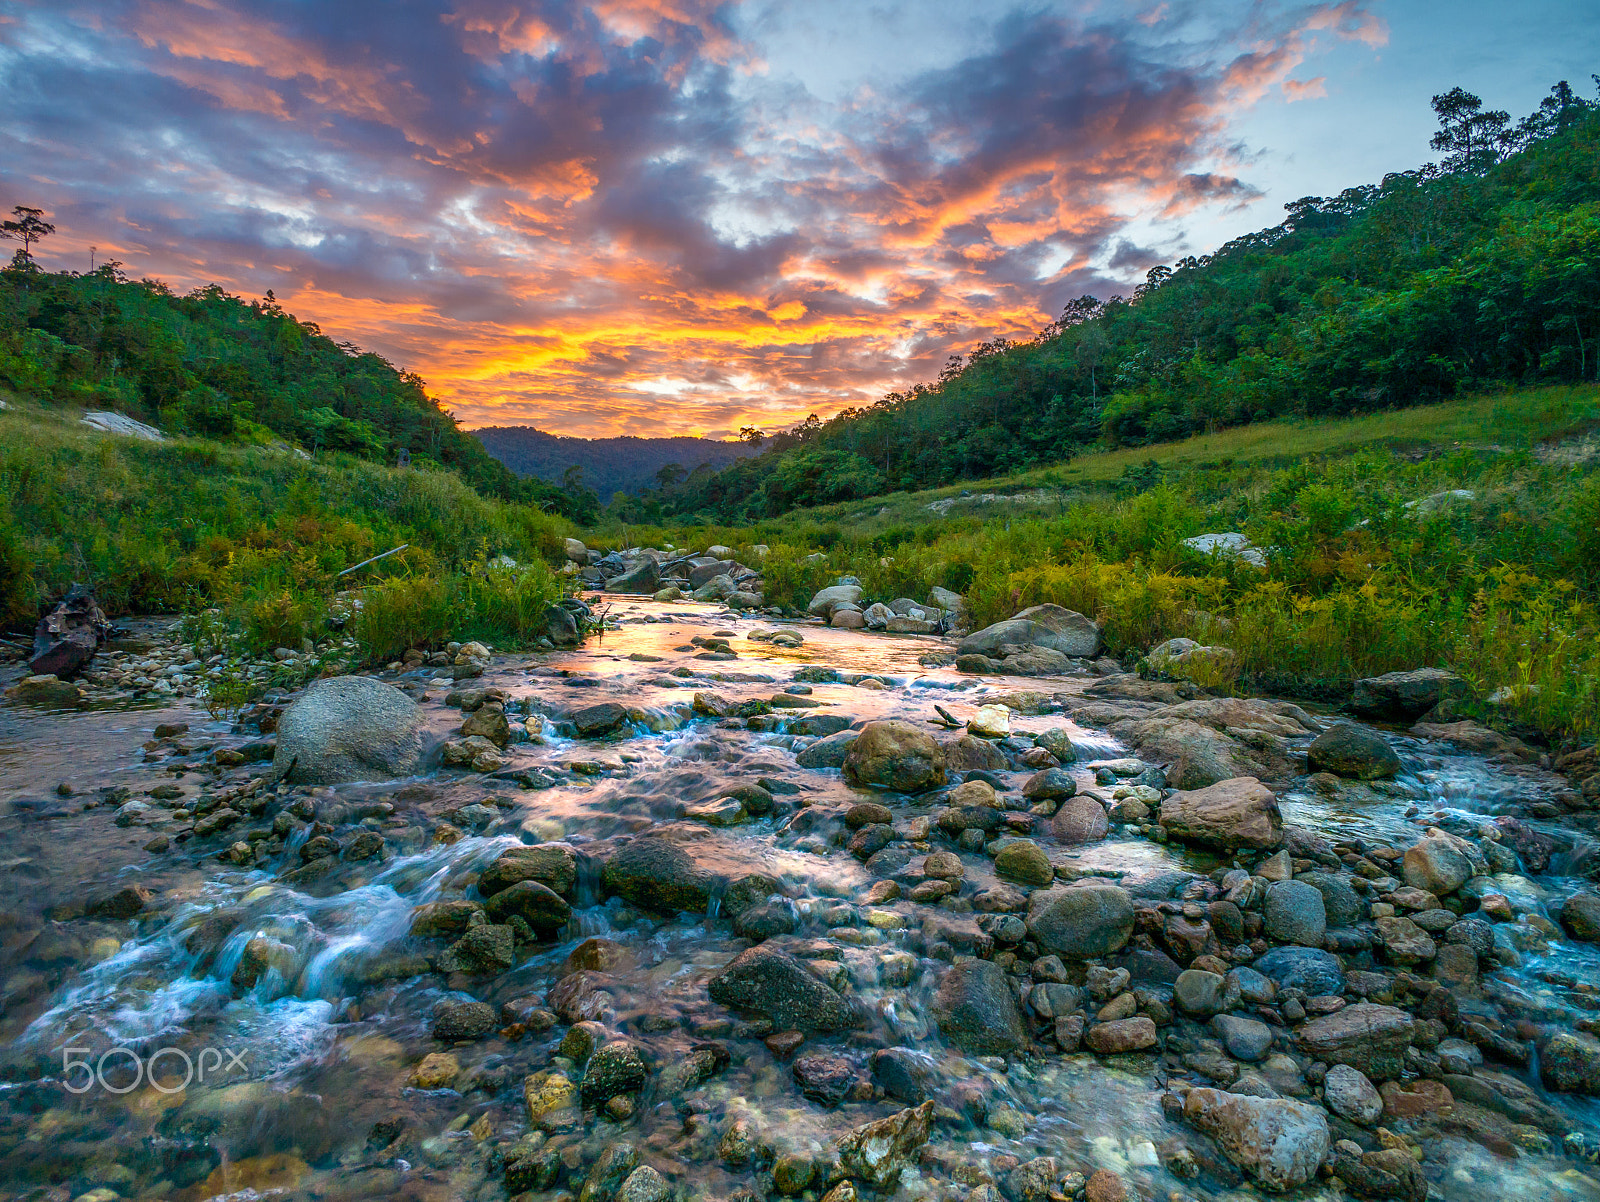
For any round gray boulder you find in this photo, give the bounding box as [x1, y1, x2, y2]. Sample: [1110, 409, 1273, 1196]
[271, 676, 424, 785]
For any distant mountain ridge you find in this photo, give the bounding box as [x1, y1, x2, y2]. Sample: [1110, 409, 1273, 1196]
[473, 425, 759, 498]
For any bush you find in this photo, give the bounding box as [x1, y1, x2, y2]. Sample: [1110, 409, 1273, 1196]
[353, 576, 453, 661]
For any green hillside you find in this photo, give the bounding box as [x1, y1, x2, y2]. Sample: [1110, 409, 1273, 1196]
[651, 81, 1600, 524]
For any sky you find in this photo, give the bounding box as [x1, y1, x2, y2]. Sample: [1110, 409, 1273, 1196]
[1, 1, 1596, 437]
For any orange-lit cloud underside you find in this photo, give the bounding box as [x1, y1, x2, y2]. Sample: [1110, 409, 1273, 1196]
[3, 0, 1384, 436]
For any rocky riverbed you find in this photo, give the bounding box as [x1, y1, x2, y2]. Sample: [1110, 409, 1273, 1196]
[2, 598, 1599, 1202]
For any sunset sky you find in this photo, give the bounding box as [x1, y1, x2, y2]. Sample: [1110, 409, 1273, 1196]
[2, 1, 1596, 437]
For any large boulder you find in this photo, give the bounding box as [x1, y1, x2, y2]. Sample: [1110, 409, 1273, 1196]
[939, 735, 1008, 771]
[1306, 724, 1402, 780]
[1159, 778, 1282, 850]
[1254, 947, 1344, 995]
[807, 584, 864, 618]
[1402, 833, 1474, 897]
[958, 605, 1102, 659]
[1109, 718, 1249, 789]
[1262, 880, 1327, 947]
[796, 730, 858, 769]
[270, 676, 424, 785]
[1025, 884, 1134, 958]
[602, 837, 715, 914]
[708, 944, 856, 1033]
[1295, 1003, 1414, 1080]
[1351, 668, 1468, 719]
[843, 721, 946, 793]
[607, 558, 660, 594]
[1181, 1089, 1328, 1191]
[836, 1102, 935, 1190]
[1051, 796, 1109, 844]
[933, 960, 1028, 1055]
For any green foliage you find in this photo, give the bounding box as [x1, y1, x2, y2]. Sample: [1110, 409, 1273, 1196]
[659, 86, 1600, 522]
[351, 561, 564, 663]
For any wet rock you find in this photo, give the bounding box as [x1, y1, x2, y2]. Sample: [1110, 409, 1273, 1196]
[1295, 1003, 1414, 1080]
[88, 884, 151, 919]
[433, 1001, 497, 1041]
[708, 943, 857, 1033]
[410, 899, 485, 938]
[736, 901, 797, 940]
[934, 960, 1028, 1054]
[1026, 884, 1135, 958]
[872, 1047, 937, 1103]
[959, 605, 1102, 659]
[1322, 1063, 1382, 1124]
[1541, 1031, 1600, 1093]
[657, 1043, 729, 1096]
[1402, 833, 1473, 896]
[1327, 1144, 1427, 1202]
[1174, 969, 1226, 1017]
[1181, 1087, 1328, 1190]
[1159, 777, 1282, 849]
[1255, 946, 1344, 995]
[843, 720, 947, 793]
[460, 704, 511, 747]
[1306, 723, 1401, 779]
[269, 676, 424, 785]
[437, 923, 516, 974]
[836, 1101, 935, 1189]
[1562, 893, 1600, 941]
[1262, 880, 1327, 946]
[615, 1166, 671, 1202]
[793, 1053, 857, 1105]
[480, 845, 578, 898]
[563, 937, 634, 976]
[994, 839, 1054, 887]
[773, 1153, 815, 1195]
[1084, 1017, 1157, 1054]
[1375, 914, 1436, 964]
[409, 1052, 461, 1089]
[1023, 768, 1076, 800]
[940, 735, 1010, 770]
[1213, 1014, 1273, 1061]
[6, 674, 85, 708]
[581, 1040, 647, 1108]
[549, 970, 615, 1023]
[523, 1069, 580, 1126]
[845, 802, 894, 828]
[967, 704, 1011, 738]
[1109, 718, 1245, 790]
[1351, 668, 1468, 719]
[796, 730, 858, 768]
[484, 880, 572, 937]
[1051, 795, 1109, 844]
[1299, 872, 1363, 927]
[1084, 1170, 1134, 1202]
[1379, 1079, 1453, 1119]
[573, 702, 631, 737]
[580, 1142, 639, 1202]
[602, 837, 715, 914]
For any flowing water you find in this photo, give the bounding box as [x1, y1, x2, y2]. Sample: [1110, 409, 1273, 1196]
[2, 600, 1599, 1202]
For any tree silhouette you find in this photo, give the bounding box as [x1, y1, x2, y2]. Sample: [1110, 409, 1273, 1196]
[1, 206, 56, 258]
[1430, 87, 1511, 172]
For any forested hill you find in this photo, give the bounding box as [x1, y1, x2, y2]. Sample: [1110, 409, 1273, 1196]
[0, 264, 587, 513]
[474, 426, 759, 500]
[656, 81, 1600, 524]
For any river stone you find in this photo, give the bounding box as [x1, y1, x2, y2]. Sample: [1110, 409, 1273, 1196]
[1159, 777, 1282, 850]
[836, 1102, 935, 1190]
[1026, 885, 1135, 958]
[1023, 768, 1076, 800]
[1322, 1063, 1382, 1124]
[1375, 914, 1436, 963]
[994, 840, 1054, 887]
[807, 584, 864, 617]
[1295, 1003, 1414, 1080]
[1403, 835, 1473, 896]
[1213, 1014, 1274, 1062]
[1174, 969, 1226, 1017]
[1299, 872, 1363, 927]
[433, 1001, 497, 1041]
[843, 721, 946, 793]
[1263, 880, 1327, 946]
[1254, 947, 1344, 995]
[1181, 1088, 1328, 1191]
[1034, 729, 1078, 763]
[581, 1041, 647, 1107]
[484, 880, 572, 936]
[616, 1166, 671, 1202]
[796, 730, 858, 768]
[572, 702, 630, 738]
[1562, 894, 1600, 941]
[933, 960, 1028, 1055]
[1051, 795, 1108, 844]
[1306, 723, 1401, 779]
[1351, 668, 1468, 719]
[480, 845, 579, 897]
[1541, 1032, 1600, 1093]
[940, 735, 1009, 770]
[1327, 1145, 1427, 1202]
[708, 943, 856, 1033]
[958, 605, 1102, 659]
[270, 676, 424, 785]
[437, 923, 516, 974]
[1084, 1017, 1157, 1054]
[602, 837, 715, 914]
[607, 558, 660, 594]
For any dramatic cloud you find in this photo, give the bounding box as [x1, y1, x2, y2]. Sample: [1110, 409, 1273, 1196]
[0, 0, 1386, 435]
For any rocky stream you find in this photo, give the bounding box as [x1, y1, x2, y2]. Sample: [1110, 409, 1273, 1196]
[3, 596, 1600, 1202]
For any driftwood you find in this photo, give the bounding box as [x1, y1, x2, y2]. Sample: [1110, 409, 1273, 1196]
[931, 705, 962, 729]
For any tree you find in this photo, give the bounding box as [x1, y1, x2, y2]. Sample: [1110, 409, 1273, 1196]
[738, 425, 766, 446]
[1, 206, 56, 258]
[654, 462, 686, 490]
[1429, 87, 1511, 172]
[1073, 324, 1111, 407]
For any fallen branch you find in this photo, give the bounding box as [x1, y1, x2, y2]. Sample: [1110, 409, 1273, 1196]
[931, 704, 962, 729]
[338, 544, 409, 578]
